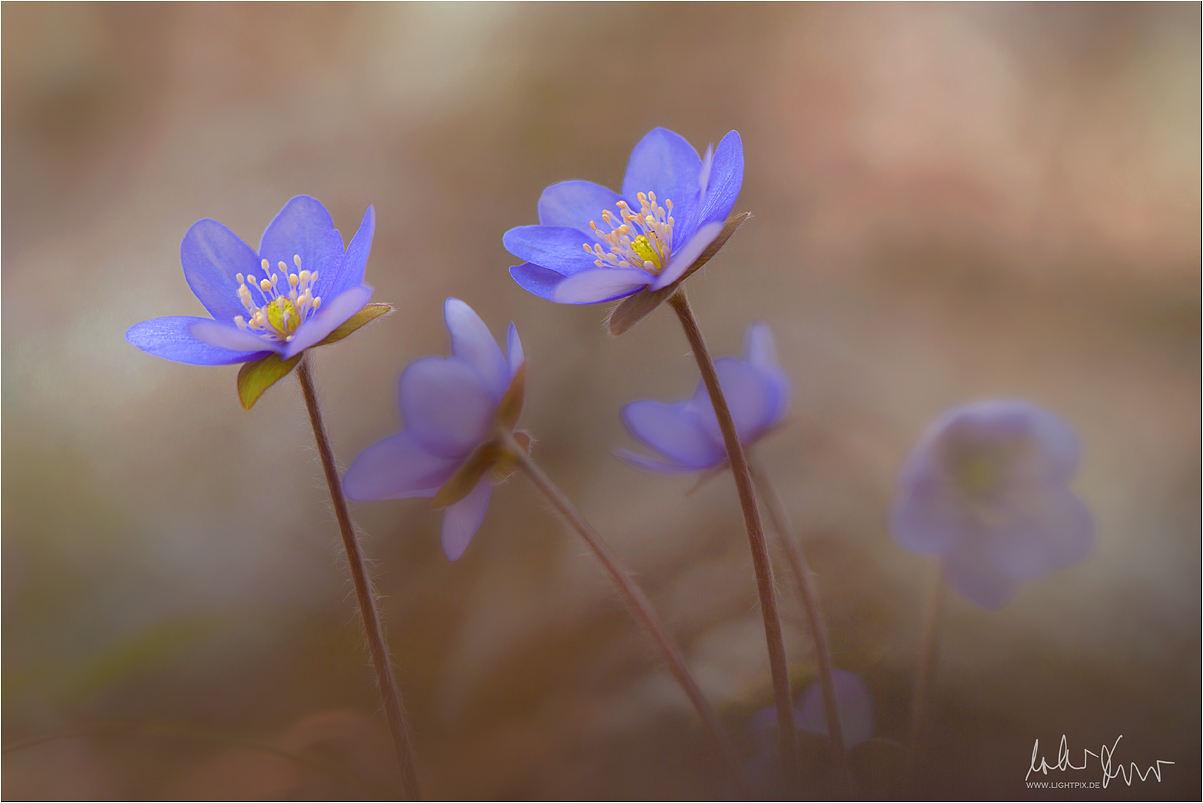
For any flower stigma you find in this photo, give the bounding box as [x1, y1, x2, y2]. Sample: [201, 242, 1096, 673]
[234, 255, 322, 343]
[583, 191, 675, 274]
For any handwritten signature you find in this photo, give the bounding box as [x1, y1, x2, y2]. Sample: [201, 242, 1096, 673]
[1027, 735, 1174, 788]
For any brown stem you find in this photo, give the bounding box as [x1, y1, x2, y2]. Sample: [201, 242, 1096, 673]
[903, 567, 946, 793]
[748, 452, 851, 795]
[296, 356, 421, 800]
[667, 289, 800, 788]
[503, 432, 748, 792]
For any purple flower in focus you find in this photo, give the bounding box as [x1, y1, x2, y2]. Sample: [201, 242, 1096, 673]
[126, 196, 375, 365]
[343, 299, 526, 561]
[891, 400, 1094, 609]
[504, 127, 744, 305]
[617, 323, 789, 473]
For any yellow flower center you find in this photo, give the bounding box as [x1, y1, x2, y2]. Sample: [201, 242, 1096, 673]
[266, 296, 300, 335]
[957, 454, 1001, 495]
[234, 255, 322, 343]
[582, 191, 675, 274]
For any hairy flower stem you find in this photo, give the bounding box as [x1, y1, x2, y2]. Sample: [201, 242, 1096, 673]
[667, 289, 801, 788]
[502, 431, 747, 792]
[903, 569, 947, 793]
[296, 356, 421, 800]
[748, 452, 850, 795]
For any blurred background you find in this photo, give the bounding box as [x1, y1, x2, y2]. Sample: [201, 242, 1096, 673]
[3, 3, 1199, 799]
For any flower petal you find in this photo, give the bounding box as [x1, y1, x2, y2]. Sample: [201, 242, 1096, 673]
[621, 400, 725, 469]
[980, 486, 1095, 581]
[126, 316, 267, 365]
[180, 219, 264, 323]
[509, 262, 569, 301]
[621, 128, 703, 238]
[258, 196, 345, 298]
[441, 479, 491, 561]
[743, 322, 779, 374]
[502, 225, 599, 277]
[650, 220, 724, 290]
[796, 669, 876, 748]
[507, 322, 524, 376]
[444, 298, 509, 398]
[190, 319, 284, 354]
[282, 284, 374, 358]
[696, 130, 744, 229]
[1021, 403, 1082, 481]
[693, 359, 781, 446]
[343, 430, 460, 501]
[614, 448, 703, 475]
[553, 267, 653, 304]
[537, 180, 624, 230]
[324, 205, 374, 301]
[935, 401, 1081, 485]
[743, 323, 791, 423]
[399, 356, 496, 459]
[941, 541, 1024, 610]
[888, 477, 963, 556]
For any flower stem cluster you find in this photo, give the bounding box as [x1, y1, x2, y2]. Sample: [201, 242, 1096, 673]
[124, 125, 1097, 798]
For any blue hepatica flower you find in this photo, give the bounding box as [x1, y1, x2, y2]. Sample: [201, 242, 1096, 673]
[126, 196, 375, 366]
[617, 323, 788, 473]
[891, 400, 1095, 609]
[343, 299, 526, 561]
[504, 127, 744, 305]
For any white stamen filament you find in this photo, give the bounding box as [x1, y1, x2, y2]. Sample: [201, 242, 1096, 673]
[233, 253, 322, 343]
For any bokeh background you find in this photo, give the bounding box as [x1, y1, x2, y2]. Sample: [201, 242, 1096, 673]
[3, 3, 1199, 799]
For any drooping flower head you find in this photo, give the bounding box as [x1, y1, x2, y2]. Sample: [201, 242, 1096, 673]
[891, 400, 1094, 609]
[617, 323, 789, 473]
[343, 299, 526, 561]
[125, 196, 388, 407]
[504, 127, 745, 310]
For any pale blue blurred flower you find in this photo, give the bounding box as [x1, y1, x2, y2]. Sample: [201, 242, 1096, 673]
[126, 196, 375, 364]
[504, 127, 744, 304]
[795, 670, 875, 748]
[891, 400, 1094, 609]
[343, 298, 525, 561]
[616, 323, 788, 473]
[746, 670, 875, 792]
[750, 670, 876, 752]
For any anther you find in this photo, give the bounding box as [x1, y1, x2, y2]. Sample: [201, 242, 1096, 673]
[293, 255, 302, 268]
